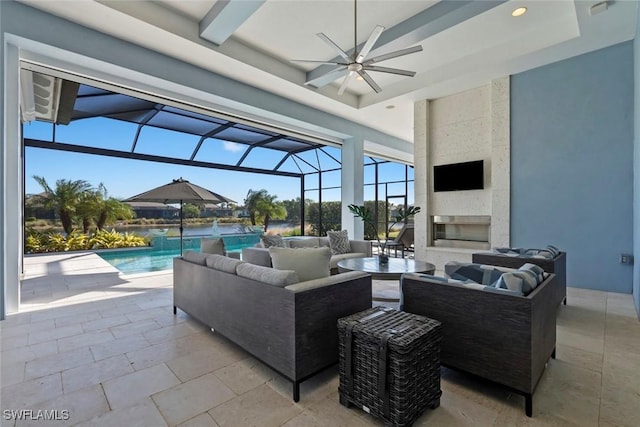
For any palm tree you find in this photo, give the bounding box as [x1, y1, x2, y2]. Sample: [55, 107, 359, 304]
[33, 176, 93, 234]
[93, 184, 134, 230]
[244, 189, 287, 232]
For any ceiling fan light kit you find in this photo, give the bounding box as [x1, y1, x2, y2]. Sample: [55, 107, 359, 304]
[291, 0, 422, 95]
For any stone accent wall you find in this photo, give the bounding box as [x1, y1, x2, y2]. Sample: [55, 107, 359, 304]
[413, 77, 510, 273]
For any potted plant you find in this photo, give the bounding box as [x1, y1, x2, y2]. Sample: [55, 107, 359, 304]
[348, 204, 421, 264]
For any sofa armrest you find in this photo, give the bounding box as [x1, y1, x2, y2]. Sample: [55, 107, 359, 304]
[242, 246, 272, 267]
[349, 240, 372, 256]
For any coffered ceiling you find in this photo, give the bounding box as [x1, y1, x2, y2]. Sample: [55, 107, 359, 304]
[18, 0, 638, 142]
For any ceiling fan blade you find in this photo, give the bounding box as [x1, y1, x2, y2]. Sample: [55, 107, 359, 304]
[356, 25, 384, 63]
[304, 65, 348, 86]
[290, 59, 348, 66]
[362, 45, 423, 65]
[364, 65, 416, 77]
[357, 70, 382, 93]
[317, 33, 351, 62]
[338, 71, 356, 96]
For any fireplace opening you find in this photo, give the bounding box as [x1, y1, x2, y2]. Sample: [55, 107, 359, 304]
[432, 215, 491, 250]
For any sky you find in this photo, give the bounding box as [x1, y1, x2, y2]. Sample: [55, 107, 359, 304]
[24, 119, 413, 205]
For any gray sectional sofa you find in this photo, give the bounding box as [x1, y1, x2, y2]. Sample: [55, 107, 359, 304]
[472, 250, 567, 307]
[400, 266, 559, 417]
[242, 236, 371, 274]
[173, 251, 372, 402]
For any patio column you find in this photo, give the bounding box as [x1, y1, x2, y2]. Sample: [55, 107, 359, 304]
[2, 43, 22, 317]
[341, 136, 364, 239]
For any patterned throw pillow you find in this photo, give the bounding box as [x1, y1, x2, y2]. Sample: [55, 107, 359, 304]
[327, 230, 351, 255]
[201, 238, 225, 255]
[261, 234, 285, 248]
[444, 262, 504, 285]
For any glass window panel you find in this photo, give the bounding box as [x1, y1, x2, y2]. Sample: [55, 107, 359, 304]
[321, 188, 341, 202]
[387, 182, 407, 197]
[293, 150, 320, 170]
[73, 93, 154, 118]
[23, 120, 53, 140]
[135, 126, 199, 159]
[304, 173, 320, 191]
[194, 138, 248, 165]
[378, 161, 407, 182]
[163, 106, 227, 125]
[239, 147, 288, 170]
[317, 147, 341, 170]
[52, 117, 136, 151]
[407, 182, 415, 205]
[364, 163, 376, 185]
[320, 170, 341, 189]
[264, 138, 313, 152]
[214, 126, 276, 144]
[276, 156, 302, 173]
[147, 111, 222, 135]
[291, 154, 319, 174]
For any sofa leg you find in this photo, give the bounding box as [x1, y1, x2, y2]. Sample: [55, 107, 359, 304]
[551, 347, 556, 359]
[525, 394, 533, 417]
[563, 297, 567, 305]
[293, 381, 300, 402]
[173, 306, 176, 315]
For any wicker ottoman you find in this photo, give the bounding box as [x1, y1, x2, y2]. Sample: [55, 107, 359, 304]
[338, 307, 442, 427]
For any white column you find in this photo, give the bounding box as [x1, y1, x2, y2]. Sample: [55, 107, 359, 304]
[341, 136, 364, 239]
[414, 100, 429, 262]
[2, 43, 22, 316]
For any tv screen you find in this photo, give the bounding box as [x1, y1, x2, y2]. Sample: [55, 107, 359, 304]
[433, 160, 484, 192]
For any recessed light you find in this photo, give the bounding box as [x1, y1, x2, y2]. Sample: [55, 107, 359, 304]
[512, 7, 527, 17]
[385, 105, 395, 110]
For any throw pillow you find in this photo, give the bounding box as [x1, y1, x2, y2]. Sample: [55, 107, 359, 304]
[182, 250, 207, 265]
[236, 263, 299, 287]
[261, 234, 285, 248]
[327, 230, 351, 255]
[289, 238, 320, 248]
[201, 238, 225, 255]
[269, 247, 331, 282]
[205, 254, 244, 274]
[444, 262, 504, 285]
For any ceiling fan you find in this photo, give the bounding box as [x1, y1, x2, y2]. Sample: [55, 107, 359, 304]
[291, 0, 423, 95]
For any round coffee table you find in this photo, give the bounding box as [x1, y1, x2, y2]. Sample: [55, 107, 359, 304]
[337, 257, 436, 302]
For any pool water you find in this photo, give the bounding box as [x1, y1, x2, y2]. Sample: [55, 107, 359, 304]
[98, 247, 242, 275]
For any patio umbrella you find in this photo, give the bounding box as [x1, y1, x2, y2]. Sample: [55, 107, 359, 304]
[124, 178, 236, 255]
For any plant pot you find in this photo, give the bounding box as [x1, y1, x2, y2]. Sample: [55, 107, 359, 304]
[378, 253, 389, 264]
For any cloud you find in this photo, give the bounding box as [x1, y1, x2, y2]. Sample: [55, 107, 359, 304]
[223, 141, 244, 152]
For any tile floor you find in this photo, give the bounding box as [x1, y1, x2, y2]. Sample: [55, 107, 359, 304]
[1, 252, 639, 426]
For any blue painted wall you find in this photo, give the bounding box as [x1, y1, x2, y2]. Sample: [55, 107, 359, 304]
[511, 42, 634, 293]
[634, 14, 640, 315]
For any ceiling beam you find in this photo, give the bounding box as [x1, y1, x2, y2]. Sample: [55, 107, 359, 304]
[200, 0, 266, 46]
[306, 0, 507, 88]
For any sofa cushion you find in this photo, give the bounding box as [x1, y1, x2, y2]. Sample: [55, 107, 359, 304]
[445, 262, 504, 285]
[329, 252, 368, 269]
[182, 250, 207, 265]
[236, 262, 299, 287]
[289, 238, 321, 248]
[327, 230, 351, 255]
[493, 270, 540, 295]
[269, 247, 331, 282]
[201, 238, 225, 255]
[205, 254, 244, 274]
[519, 263, 545, 283]
[261, 234, 286, 248]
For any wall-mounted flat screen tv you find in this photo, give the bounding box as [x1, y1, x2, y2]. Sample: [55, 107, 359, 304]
[433, 160, 484, 192]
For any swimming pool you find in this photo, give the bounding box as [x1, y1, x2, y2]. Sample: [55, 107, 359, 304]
[96, 235, 260, 274]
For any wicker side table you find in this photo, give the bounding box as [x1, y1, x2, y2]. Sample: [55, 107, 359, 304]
[338, 307, 442, 427]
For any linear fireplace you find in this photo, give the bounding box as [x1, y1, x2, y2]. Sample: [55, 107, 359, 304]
[432, 215, 491, 249]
